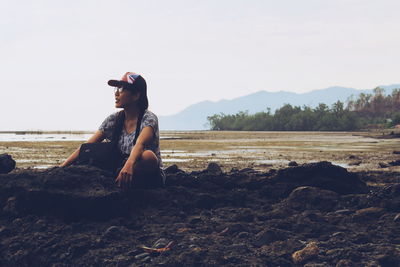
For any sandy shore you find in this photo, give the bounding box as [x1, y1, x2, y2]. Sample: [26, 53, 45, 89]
[1, 131, 400, 173]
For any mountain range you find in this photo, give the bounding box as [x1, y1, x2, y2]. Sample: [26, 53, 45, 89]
[159, 84, 400, 130]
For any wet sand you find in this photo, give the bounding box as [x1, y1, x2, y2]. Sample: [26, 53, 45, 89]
[1, 131, 399, 172]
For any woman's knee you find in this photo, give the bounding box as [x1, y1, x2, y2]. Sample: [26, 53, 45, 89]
[138, 150, 158, 169]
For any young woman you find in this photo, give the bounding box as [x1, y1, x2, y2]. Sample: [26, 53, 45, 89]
[61, 72, 165, 189]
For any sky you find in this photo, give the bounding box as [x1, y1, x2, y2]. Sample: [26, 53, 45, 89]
[1, 0, 399, 131]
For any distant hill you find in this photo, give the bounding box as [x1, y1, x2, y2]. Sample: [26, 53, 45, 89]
[159, 84, 400, 130]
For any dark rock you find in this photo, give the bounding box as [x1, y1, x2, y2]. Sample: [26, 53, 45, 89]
[389, 184, 400, 197]
[381, 198, 400, 212]
[127, 249, 141, 257]
[269, 161, 368, 195]
[134, 252, 150, 260]
[348, 155, 360, 160]
[195, 194, 217, 209]
[389, 160, 400, 166]
[353, 207, 385, 221]
[111, 255, 131, 265]
[0, 165, 128, 220]
[334, 209, 353, 215]
[102, 226, 123, 239]
[393, 151, 400, 154]
[177, 247, 206, 265]
[233, 209, 254, 222]
[331, 232, 345, 238]
[189, 216, 202, 224]
[142, 256, 151, 263]
[12, 218, 23, 226]
[230, 167, 239, 172]
[257, 214, 269, 221]
[227, 223, 246, 234]
[288, 161, 298, 167]
[178, 211, 187, 218]
[206, 162, 222, 175]
[376, 254, 400, 267]
[237, 232, 250, 239]
[268, 169, 277, 175]
[0, 154, 16, 174]
[304, 263, 330, 267]
[34, 219, 47, 230]
[3, 196, 18, 214]
[200, 210, 212, 217]
[379, 162, 389, 168]
[165, 164, 180, 174]
[240, 168, 255, 173]
[335, 259, 354, 267]
[253, 229, 286, 247]
[285, 186, 339, 212]
[0, 226, 10, 236]
[292, 242, 319, 264]
[349, 160, 362, 166]
[229, 243, 250, 253]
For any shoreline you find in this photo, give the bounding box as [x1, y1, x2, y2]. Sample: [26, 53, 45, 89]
[1, 131, 399, 173]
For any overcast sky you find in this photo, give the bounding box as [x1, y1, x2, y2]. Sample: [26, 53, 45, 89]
[1, 0, 399, 131]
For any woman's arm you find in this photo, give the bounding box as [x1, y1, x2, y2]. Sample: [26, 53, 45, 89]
[60, 130, 106, 167]
[115, 126, 154, 187]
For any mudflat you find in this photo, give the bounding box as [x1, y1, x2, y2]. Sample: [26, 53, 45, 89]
[1, 131, 399, 172]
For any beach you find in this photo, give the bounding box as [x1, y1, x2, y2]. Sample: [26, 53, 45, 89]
[1, 131, 399, 172]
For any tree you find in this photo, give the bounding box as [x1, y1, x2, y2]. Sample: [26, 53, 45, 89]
[332, 101, 344, 117]
[206, 89, 400, 131]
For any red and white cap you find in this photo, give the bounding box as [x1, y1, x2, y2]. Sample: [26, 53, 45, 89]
[108, 72, 145, 88]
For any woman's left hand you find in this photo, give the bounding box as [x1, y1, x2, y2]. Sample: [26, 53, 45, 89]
[116, 162, 134, 189]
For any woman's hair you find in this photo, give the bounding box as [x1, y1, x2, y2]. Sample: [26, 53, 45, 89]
[112, 76, 148, 143]
[126, 75, 148, 112]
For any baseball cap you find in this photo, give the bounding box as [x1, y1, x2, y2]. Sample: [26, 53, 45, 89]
[108, 72, 146, 92]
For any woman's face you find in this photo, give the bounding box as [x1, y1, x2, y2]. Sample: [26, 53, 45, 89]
[114, 87, 140, 108]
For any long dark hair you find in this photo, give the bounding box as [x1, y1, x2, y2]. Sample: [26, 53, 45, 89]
[112, 76, 148, 147]
[128, 75, 148, 112]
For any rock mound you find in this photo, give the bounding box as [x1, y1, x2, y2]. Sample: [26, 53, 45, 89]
[0, 154, 16, 174]
[0, 162, 398, 266]
[268, 161, 368, 196]
[0, 161, 369, 221]
[285, 186, 339, 212]
[0, 165, 128, 220]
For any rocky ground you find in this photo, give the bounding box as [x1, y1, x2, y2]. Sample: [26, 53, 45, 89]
[0, 161, 399, 266]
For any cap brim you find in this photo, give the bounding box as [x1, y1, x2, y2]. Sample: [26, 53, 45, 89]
[107, 80, 124, 87]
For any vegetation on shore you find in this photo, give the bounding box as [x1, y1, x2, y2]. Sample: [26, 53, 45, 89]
[208, 87, 400, 131]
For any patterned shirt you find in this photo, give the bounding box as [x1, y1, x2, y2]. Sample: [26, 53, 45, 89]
[99, 110, 165, 182]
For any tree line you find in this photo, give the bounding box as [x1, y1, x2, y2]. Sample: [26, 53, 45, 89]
[207, 88, 400, 131]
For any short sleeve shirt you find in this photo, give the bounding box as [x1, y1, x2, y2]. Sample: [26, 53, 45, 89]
[99, 109, 164, 171]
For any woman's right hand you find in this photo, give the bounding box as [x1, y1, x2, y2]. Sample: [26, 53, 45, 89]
[115, 161, 135, 189]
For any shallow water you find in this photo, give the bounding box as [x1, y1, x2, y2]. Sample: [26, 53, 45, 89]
[0, 132, 183, 142]
[32, 165, 54, 169]
[162, 158, 190, 163]
[0, 133, 93, 142]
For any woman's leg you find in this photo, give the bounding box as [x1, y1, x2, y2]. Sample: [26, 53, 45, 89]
[132, 150, 162, 188]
